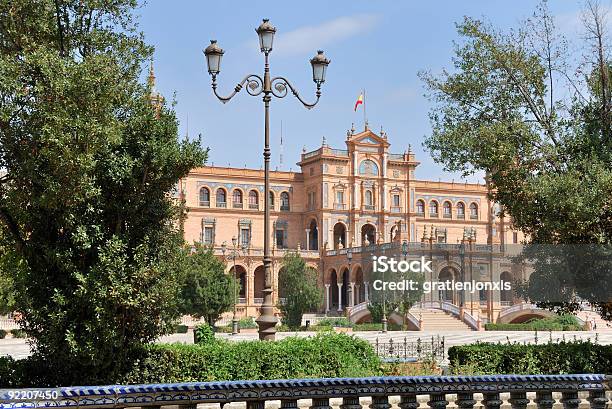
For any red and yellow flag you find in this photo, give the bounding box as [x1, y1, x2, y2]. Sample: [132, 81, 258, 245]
[354, 93, 364, 111]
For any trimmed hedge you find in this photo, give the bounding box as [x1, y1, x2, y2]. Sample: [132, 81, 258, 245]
[0, 333, 382, 386]
[173, 324, 188, 334]
[9, 329, 26, 338]
[0, 329, 6, 339]
[449, 341, 612, 374]
[485, 315, 584, 331]
[119, 333, 382, 383]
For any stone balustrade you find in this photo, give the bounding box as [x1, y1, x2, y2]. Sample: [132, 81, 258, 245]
[0, 374, 609, 409]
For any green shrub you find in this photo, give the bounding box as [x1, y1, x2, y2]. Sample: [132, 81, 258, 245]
[316, 317, 353, 328]
[485, 315, 584, 331]
[193, 323, 215, 344]
[449, 341, 612, 375]
[10, 329, 26, 338]
[173, 324, 188, 334]
[120, 333, 382, 383]
[239, 317, 258, 329]
[214, 325, 232, 333]
[0, 329, 7, 339]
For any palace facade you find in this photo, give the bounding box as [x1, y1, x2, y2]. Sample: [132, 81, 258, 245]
[180, 127, 539, 329]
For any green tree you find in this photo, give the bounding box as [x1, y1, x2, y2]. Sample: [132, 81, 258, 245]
[0, 0, 206, 384]
[178, 245, 236, 326]
[277, 252, 322, 329]
[419, 1, 612, 320]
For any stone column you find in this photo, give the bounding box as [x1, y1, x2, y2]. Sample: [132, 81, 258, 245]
[305, 229, 310, 250]
[337, 283, 343, 312]
[364, 281, 369, 302]
[349, 282, 355, 307]
[325, 284, 330, 313]
[355, 284, 360, 304]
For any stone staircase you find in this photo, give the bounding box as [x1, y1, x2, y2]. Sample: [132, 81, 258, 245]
[410, 308, 474, 331]
[577, 311, 612, 331]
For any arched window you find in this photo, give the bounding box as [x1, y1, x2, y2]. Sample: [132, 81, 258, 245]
[416, 199, 425, 215]
[280, 192, 290, 211]
[269, 191, 275, 209]
[199, 187, 210, 207]
[443, 201, 452, 218]
[364, 190, 374, 209]
[470, 203, 479, 219]
[359, 159, 379, 176]
[429, 201, 439, 217]
[248, 190, 259, 209]
[457, 202, 465, 218]
[216, 188, 227, 207]
[232, 190, 243, 208]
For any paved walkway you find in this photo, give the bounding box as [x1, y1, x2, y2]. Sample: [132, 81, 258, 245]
[2, 330, 610, 360]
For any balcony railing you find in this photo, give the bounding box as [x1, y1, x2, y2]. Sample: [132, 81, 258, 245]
[2, 374, 608, 409]
[334, 203, 346, 210]
[470, 214, 478, 219]
[391, 206, 402, 213]
[330, 149, 349, 156]
[443, 212, 452, 218]
[233, 202, 243, 209]
[249, 203, 259, 209]
[254, 297, 263, 304]
[364, 204, 375, 211]
[430, 212, 439, 217]
[199, 200, 210, 207]
[216, 201, 227, 208]
[303, 148, 321, 159]
[457, 213, 465, 219]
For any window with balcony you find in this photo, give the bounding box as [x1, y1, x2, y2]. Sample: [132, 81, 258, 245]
[269, 191, 275, 210]
[248, 190, 259, 209]
[335, 190, 345, 210]
[457, 202, 465, 219]
[239, 227, 250, 247]
[199, 187, 210, 207]
[364, 190, 374, 210]
[391, 194, 401, 213]
[202, 226, 214, 245]
[232, 190, 243, 209]
[470, 203, 479, 219]
[280, 192, 290, 211]
[416, 199, 425, 216]
[275, 228, 286, 248]
[443, 201, 452, 218]
[429, 200, 439, 217]
[216, 188, 227, 207]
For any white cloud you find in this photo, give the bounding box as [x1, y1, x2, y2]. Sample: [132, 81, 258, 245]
[251, 14, 381, 57]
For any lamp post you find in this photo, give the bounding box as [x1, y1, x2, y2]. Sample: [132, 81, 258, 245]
[458, 238, 466, 309]
[381, 247, 388, 334]
[347, 248, 353, 306]
[221, 238, 246, 335]
[204, 20, 330, 340]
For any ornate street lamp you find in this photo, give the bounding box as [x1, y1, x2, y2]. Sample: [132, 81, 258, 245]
[459, 239, 466, 308]
[347, 248, 353, 306]
[204, 20, 329, 340]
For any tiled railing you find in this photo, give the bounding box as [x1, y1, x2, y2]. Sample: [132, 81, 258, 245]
[0, 374, 608, 409]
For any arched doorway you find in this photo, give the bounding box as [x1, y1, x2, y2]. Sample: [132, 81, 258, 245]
[438, 267, 457, 303]
[341, 267, 349, 308]
[329, 269, 339, 310]
[229, 265, 247, 301]
[333, 222, 347, 249]
[253, 265, 265, 303]
[308, 219, 318, 251]
[353, 266, 365, 304]
[361, 223, 376, 246]
[500, 271, 513, 305]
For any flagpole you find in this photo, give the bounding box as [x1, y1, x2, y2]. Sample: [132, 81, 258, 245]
[363, 88, 367, 130]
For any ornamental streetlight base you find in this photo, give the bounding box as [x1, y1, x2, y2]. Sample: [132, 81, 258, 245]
[256, 305, 277, 340]
[382, 317, 388, 333]
[231, 318, 239, 335]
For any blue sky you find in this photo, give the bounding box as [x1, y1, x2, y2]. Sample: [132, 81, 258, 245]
[138, 1, 594, 182]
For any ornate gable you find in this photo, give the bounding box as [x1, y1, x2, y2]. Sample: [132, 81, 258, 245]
[347, 129, 390, 148]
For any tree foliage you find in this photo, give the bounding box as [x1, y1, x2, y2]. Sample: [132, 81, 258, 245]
[277, 252, 322, 329]
[420, 0, 612, 319]
[0, 0, 206, 384]
[178, 245, 235, 326]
